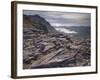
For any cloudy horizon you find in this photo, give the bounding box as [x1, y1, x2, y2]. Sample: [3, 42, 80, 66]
[23, 10, 91, 27]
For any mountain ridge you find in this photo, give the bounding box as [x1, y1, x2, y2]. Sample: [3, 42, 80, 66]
[23, 14, 56, 33]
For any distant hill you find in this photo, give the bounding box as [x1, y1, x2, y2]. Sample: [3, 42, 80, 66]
[23, 14, 56, 33]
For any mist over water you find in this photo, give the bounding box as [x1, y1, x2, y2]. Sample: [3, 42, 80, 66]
[55, 27, 77, 34]
[54, 26, 90, 38]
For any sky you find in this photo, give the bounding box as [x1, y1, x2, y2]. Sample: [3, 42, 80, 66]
[23, 10, 91, 27]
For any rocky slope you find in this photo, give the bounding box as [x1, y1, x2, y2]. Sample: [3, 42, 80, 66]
[23, 15, 56, 33]
[23, 14, 91, 69]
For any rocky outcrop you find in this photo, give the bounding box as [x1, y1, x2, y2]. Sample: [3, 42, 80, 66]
[23, 15, 56, 33]
[23, 27, 90, 69]
[23, 14, 91, 69]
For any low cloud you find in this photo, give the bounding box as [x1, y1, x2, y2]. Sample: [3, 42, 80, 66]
[55, 28, 77, 34]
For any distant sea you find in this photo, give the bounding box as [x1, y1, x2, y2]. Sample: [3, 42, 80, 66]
[55, 26, 90, 38]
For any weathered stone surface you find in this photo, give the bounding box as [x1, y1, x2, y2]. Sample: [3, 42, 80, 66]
[23, 14, 91, 69]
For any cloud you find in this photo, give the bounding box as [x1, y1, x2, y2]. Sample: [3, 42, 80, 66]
[23, 10, 91, 27]
[55, 28, 77, 34]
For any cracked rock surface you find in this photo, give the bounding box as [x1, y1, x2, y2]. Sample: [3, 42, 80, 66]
[23, 14, 91, 69]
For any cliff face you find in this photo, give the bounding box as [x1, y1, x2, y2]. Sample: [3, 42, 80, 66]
[23, 14, 56, 33]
